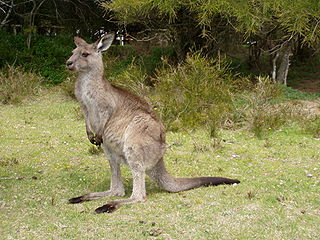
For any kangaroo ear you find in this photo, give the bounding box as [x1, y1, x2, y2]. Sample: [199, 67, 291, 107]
[74, 37, 87, 47]
[95, 32, 115, 52]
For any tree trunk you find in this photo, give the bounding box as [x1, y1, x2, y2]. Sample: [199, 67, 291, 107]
[271, 52, 279, 81]
[276, 43, 292, 85]
[270, 41, 293, 85]
[26, 0, 47, 49]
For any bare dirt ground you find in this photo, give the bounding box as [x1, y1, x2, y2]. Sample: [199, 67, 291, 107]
[294, 78, 320, 94]
[292, 78, 320, 114]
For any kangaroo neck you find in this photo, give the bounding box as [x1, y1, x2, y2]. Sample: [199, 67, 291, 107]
[75, 68, 112, 102]
[78, 67, 104, 85]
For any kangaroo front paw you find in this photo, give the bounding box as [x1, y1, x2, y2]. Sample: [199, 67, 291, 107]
[94, 135, 103, 146]
[88, 134, 102, 146]
[95, 202, 119, 214]
[87, 132, 96, 145]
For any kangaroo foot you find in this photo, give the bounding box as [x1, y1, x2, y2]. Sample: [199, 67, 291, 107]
[68, 196, 87, 204]
[95, 202, 119, 214]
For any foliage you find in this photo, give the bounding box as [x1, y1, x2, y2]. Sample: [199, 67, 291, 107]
[282, 86, 320, 100]
[0, 66, 43, 104]
[105, 45, 177, 79]
[103, 0, 320, 84]
[109, 61, 150, 98]
[104, 0, 320, 45]
[304, 116, 320, 138]
[235, 77, 292, 137]
[151, 52, 241, 133]
[1, 0, 112, 37]
[0, 30, 73, 84]
[141, 46, 177, 76]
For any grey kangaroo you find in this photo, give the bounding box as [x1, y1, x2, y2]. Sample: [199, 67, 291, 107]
[66, 32, 240, 213]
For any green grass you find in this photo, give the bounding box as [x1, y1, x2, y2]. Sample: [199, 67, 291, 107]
[282, 86, 320, 100]
[0, 90, 319, 240]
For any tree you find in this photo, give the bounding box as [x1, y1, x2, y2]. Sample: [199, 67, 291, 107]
[0, 0, 13, 28]
[2, 0, 115, 47]
[102, 0, 320, 85]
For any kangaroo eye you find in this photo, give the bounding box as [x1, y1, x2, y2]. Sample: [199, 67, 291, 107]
[82, 52, 89, 57]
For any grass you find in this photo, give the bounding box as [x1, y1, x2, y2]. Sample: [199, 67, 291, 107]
[282, 86, 320, 100]
[0, 66, 43, 104]
[0, 90, 320, 240]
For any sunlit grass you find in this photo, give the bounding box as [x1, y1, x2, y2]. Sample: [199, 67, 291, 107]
[0, 90, 319, 240]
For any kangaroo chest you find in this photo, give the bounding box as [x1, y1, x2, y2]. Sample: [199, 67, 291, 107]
[83, 92, 102, 131]
[76, 80, 105, 133]
[76, 80, 126, 155]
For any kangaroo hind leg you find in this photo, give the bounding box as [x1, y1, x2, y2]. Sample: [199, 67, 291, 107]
[95, 145, 147, 213]
[69, 153, 125, 204]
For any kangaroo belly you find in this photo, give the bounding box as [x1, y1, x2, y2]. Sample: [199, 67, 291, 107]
[87, 110, 100, 134]
[103, 126, 128, 165]
[81, 94, 103, 135]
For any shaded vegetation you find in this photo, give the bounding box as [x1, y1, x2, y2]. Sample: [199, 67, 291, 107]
[0, 66, 42, 104]
[0, 30, 73, 84]
[151, 53, 239, 133]
[105, 51, 319, 138]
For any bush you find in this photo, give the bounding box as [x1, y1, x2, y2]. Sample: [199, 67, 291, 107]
[141, 46, 177, 77]
[304, 116, 320, 138]
[104, 45, 176, 82]
[0, 30, 73, 85]
[0, 66, 43, 104]
[236, 76, 291, 137]
[249, 104, 288, 138]
[110, 62, 150, 97]
[151, 52, 242, 133]
[104, 45, 138, 78]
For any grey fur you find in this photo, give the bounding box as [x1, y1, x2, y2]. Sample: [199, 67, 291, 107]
[66, 33, 240, 213]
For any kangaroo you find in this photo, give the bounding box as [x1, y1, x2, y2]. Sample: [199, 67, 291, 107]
[66, 32, 240, 213]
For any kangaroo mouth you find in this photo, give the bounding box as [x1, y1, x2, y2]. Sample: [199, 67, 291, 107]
[66, 65, 75, 71]
[66, 60, 76, 71]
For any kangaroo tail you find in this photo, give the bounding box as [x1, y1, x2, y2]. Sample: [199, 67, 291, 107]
[147, 159, 240, 193]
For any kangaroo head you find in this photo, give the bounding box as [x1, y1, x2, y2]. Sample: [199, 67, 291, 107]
[66, 32, 115, 72]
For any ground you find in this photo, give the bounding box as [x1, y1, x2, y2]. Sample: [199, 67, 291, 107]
[295, 78, 320, 94]
[0, 90, 319, 240]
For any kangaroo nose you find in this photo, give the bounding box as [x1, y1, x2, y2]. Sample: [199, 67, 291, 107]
[66, 60, 73, 67]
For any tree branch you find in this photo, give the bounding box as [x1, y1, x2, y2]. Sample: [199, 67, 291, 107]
[0, 0, 13, 28]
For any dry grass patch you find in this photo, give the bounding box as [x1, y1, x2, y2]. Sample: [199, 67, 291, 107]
[0, 66, 43, 104]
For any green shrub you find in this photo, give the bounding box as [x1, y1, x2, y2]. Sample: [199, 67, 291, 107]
[151, 52, 241, 132]
[104, 45, 176, 82]
[111, 63, 150, 98]
[249, 104, 288, 138]
[141, 46, 176, 77]
[282, 86, 320, 100]
[0, 30, 73, 85]
[237, 76, 289, 137]
[104, 45, 138, 78]
[0, 66, 43, 104]
[0, 30, 177, 86]
[304, 116, 320, 138]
